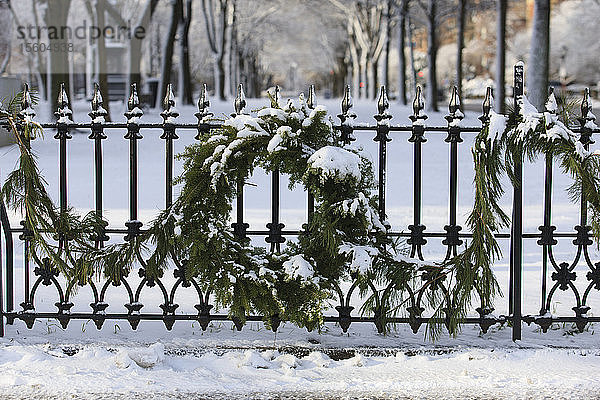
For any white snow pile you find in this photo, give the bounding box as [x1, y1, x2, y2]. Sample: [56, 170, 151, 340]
[307, 146, 361, 184]
[515, 95, 544, 140]
[487, 110, 507, 145]
[224, 114, 269, 138]
[257, 107, 288, 121]
[1, 344, 600, 397]
[115, 342, 165, 369]
[339, 244, 379, 274]
[282, 254, 315, 281]
[267, 125, 301, 153]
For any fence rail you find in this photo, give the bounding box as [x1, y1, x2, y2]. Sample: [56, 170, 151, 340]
[1, 65, 599, 341]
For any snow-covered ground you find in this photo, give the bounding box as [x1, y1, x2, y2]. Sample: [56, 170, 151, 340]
[1, 95, 599, 398]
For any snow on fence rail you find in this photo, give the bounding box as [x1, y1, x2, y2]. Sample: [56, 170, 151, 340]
[0, 65, 599, 342]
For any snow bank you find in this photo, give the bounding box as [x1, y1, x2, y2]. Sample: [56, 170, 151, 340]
[1, 343, 599, 397]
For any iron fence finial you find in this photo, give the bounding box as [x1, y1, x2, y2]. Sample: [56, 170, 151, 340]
[410, 86, 426, 122]
[198, 84, 210, 113]
[272, 85, 281, 108]
[448, 85, 461, 115]
[57, 83, 69, 110]
[128, 83, 140, 111]
[377, 85, 390, 116]
[234, 83, 246, 115]
[341, 85, 353, 115]
[581, 87, 591, 119]
[125, 83, 143, 125]
[55, 83, 73, 123]
[307, 84, 316, 109]
[163, 83, 176, 112]
[21, 83, 32, 112]
[161, 84, 179, 126]
[481, 87, 494, 120]
[196, 83, 213, 123]
[91, 83, 104, 112]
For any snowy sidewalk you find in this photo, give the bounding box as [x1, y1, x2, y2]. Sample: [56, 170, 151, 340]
[1, 321, 600, 399]
[0, 342, 599, 399]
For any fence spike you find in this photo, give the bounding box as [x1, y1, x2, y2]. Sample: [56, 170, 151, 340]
[125, 83, 143, 124]
[448, 85, 461, 115]
[128, 83, 140, 111]
[19, 83, 36, 124]
[196, 83, 213, 124]
[482, 87, 494, 119]
[377, 85, 390, 116]
[21, 83, 32, 112]
[163, 83, 176, 111]
[57, 83, 70, 110]
[341, 85, 353, 115]
[545, 86, 557, 114]
[445, 86, 463, 130]
[272, 85, 281, 108]
[581, 87, 591, 119]
[161, 84, 179, 125]
[234, 83, 246, 115]
[307, 84, 316, 109]
[91, 83, 105, 112]
[411, 86, 425, 120]
[55, 83, 73, 124]
[198, 84, 210, 114]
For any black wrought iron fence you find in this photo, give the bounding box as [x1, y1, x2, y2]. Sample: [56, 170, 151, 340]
[0, 65, 599, 341]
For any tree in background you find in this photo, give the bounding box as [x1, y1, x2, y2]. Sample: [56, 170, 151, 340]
[456, 0, 467, 105]
[329, 0, 389, 99]
[129, 0, 159, 98]
[528, 0, 550, 110]
[156, 0, 182, 108]
[395, 0, 409, 105]
[495, 0, 507, 113]
[44, 0, 71, 117]
[414, 0, 453, 112]
[201, 0, 236, 101]
[0, 0, 11, 75]
[178, 0, 193, 105]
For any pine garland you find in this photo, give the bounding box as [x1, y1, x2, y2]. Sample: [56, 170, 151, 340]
[5, 84, 597, 337]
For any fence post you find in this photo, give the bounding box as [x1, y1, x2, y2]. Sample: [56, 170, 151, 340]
[511, 63, 524, 341]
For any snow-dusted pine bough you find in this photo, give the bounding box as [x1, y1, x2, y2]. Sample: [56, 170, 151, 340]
[1, 64, 600, 340]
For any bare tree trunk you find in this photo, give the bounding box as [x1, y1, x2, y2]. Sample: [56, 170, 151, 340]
[179, 0, 193, 104]
[372, 59, 378, 99]
[456, 0, 467, 104]
[426, 0, 438, 111]
[407, 16, 418, 97]
[94, 1, 111, 119]
[349, 36, 360, 96]
[32, 0, 47, 100]
[0, 1, 11, 75]
[397, 0, 408, 105]
[359, 52, 367, 98]
[367, 59, 375, 99]
[129, 0, 159, 98]
[495, 0, 507, 113]
[383, 0, 392, 89]
[229, 4, 238, 96]
[45, 0, 71, 118]
[528, 0, 550, 111]
[157, 0, 182, 108]
[217, 0, 234, 100]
